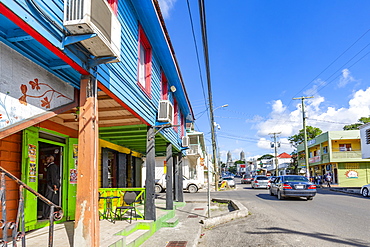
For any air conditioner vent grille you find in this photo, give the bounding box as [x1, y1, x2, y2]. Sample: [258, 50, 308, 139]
[92, 0, 112, 41]
[158, 100, 174, 123]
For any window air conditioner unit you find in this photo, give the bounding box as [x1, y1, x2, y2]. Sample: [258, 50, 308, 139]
[158, 100, 174, 123]
[186, 122, 194, 132]
[182, 136, 190, 147]
[64, 0, 121, 63]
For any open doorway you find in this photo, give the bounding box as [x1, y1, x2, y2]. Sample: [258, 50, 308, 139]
[37, 142, 63, 220]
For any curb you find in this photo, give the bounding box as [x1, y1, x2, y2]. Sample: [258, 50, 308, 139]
[199, 198, 249, 229]
[330, 187, 361, 195]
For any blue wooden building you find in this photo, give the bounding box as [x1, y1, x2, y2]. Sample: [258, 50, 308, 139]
[0, 0, 194, 245]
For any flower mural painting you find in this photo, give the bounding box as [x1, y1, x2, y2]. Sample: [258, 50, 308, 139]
[18, 78, 72, 108]
[41, 97, 51, 109]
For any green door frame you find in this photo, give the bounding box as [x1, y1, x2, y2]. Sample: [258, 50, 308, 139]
[22, 127, 76, 231]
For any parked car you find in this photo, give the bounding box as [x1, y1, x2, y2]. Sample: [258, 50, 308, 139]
[241, 174, 253, 184]
[219, 177, 236, 188]
[269, 175, 316, 200]
[155, 175, 202, 193]
[267, 176, 277, 188]
[361, 184, 370, 197]
[251, 175, 270, 189]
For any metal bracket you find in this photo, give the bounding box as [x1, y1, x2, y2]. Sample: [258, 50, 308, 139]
[88, 57, 117, 67]
[63, 34, 97, 47]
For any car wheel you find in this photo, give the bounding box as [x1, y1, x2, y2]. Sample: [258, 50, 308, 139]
[277, 190, 284, 200]
[188, 184, 198, 193]
[269, 189, 274, 196]
[362, 188, 369, 197]
[307, 196, 314, 200]
[155, 184, 163, 193]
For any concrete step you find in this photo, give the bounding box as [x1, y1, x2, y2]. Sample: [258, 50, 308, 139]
[161, 217, 179, 227]
[125, 229, 151, 247]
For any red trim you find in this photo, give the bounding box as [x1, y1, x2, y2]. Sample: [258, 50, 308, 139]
[107, 0, 118, 15]
[137, 25, 152, 98]
[161, 72, 168, 100]
[174, 99, 178, 132]
[180, 113, 184, 137]
[97, 81, 150, 126]
[0, 3, 89, 76]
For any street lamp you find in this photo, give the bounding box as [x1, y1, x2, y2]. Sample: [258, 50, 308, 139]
[211, 103, 228, 190]
[208, 103, 228, 218]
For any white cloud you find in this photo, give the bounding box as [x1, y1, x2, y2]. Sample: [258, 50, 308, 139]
[338, 68, 355, 88]
[303, 79, 326, 96]
[157, 0, 177, 19]
[256, 86, 370, 152]
[271, 100, 286, 114]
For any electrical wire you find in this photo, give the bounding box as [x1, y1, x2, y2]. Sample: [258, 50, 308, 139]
[274, 29, 370, 129]
[186, 0, 209, 121]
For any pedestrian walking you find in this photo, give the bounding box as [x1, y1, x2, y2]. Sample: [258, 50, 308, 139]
[325, 173, 332, 188]
[42, 154, 60, 219]
[315, 175, 322, 188]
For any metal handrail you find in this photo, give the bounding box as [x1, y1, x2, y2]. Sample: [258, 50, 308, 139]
[0, 166, 63, 247]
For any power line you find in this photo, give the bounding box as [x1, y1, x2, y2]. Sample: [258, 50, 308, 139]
[275, 29, 370, 128]
[293, 29, 370, 99]
[186, 0, 208, 121]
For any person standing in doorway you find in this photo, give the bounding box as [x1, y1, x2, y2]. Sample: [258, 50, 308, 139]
[42, 154, 60, 219]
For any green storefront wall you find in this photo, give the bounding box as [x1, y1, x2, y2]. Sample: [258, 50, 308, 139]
[337, 162, 370, 187]
[22, 127, 77, 231]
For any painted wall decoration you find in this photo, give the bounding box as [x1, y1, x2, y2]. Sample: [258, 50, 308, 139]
[345, 170, 358, 179]
[0, 42, 74, 130]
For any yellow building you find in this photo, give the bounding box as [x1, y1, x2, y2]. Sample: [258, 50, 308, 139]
[297, 130, 370, 187]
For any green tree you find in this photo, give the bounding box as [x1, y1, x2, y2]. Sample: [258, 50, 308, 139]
[288, 126, 322, 174]
[257, 154, 274, 160]
[288, 126, 322, 148]
[343, 116, 370, 130]
[234, 160, 245, 164]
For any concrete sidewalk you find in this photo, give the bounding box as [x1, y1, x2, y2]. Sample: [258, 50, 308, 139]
[141, 201, 209, 247]
[25, 198, 173, 247]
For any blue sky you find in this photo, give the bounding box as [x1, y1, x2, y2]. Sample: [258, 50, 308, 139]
[158, 0, 370, 162]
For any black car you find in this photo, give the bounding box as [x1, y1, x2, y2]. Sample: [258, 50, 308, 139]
[269, 175, 316, 200]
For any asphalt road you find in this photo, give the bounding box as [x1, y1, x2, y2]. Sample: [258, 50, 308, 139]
[191, 178, 370, 247]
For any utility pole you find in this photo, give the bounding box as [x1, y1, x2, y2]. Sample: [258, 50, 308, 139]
[269, 132, 281, 176]
[198, 0, 219, 191]
[293, 96, 314, 178]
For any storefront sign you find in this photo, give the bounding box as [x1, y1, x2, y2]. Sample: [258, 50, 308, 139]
[70, 144, 78, 184]
[28, 144, 37, 182]
[345, 170, 358, 179]
[0, 42, 74, 130]
[70, 169, 77, 184]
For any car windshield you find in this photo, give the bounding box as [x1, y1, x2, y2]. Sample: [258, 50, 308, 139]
[256, 176, 268, 180]
[223, 177, 233, 180]
[283, 176, 309, 182]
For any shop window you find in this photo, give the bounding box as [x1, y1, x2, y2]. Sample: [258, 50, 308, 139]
[102, 148, 127, 188]
[137, 26, 152, 97]
[339, 144, 352, 151]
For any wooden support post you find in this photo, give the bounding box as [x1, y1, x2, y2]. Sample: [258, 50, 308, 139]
[145, 127, 156, 220]
[173, 154, 178, 202]
[177, 152, 184, 202]
[166, 143, 173, 210]
[74, 75, 100, 247]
